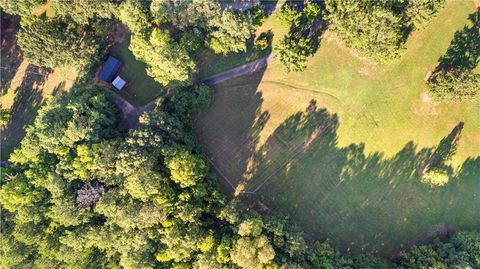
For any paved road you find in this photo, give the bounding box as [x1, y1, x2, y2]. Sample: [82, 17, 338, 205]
[111, 93, 157, 129]
[201, 55, 274, 85]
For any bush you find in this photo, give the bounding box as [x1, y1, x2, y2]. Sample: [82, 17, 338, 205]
[254, 33, 270, 50]
[421, 169, 449, 187]
[276, 4, 300, 26]
[428, 69, 480, 101]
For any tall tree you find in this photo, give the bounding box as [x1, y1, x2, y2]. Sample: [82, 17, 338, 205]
[207, 10, 257, 55]
[129, 29, 196, 87]
[17, 17, 104, 69]
[49, 0, 114, 25]
[325, 0, 406, 62]
[117, 0, 151, 34]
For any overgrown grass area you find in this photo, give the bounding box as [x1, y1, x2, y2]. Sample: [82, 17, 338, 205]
[109, 35, 165, 106]
[195, 1, 480, 254]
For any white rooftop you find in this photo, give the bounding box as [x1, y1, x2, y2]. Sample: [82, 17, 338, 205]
[112, 76, 127, 90]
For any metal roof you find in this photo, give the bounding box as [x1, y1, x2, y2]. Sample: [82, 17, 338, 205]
[99, 56, 122, 82]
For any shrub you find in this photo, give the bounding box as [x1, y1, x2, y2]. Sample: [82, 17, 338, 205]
[428, 69, 480, 101]
[254, 33, 270, 50]
[276, 5, 300, 26]
[421, 169, 449, 187]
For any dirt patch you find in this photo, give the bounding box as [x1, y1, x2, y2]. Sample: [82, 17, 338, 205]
[421, 91, 431, 103]
[411, 91, 440, 116]
[108, 22, 131, 44]
[323, 30, 378, 70]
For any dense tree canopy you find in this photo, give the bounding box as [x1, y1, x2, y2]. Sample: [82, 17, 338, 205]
[405, 0, 446, 30]
[129, 29, 196, 87]
[17, 17, 105, 70]
[49, 0, 114, 25]
[207, 10, 258, 55]
[325, 0, 445, 62]
[150, 0, 221, 31]
[2, 81, 479, 269]
[325, 0, 405, 62]
[1, 1, 479, 269]
[117, 0, 151, 35]
[0, 0, 44, 17]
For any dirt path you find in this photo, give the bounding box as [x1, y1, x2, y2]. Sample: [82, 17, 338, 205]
[389, 224, 457, 260]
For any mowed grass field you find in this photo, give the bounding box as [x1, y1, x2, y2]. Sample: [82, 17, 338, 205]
[195, 1, 480, 254]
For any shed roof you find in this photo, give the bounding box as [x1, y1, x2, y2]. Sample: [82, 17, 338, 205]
[99, 56, 122, 82]
[112, 76, 127, 90]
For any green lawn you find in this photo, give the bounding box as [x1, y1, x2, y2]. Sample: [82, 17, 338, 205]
[195, 0, 480, 255]
[109, 35, 165, 106]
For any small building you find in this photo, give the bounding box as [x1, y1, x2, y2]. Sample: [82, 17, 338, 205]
[112, 76, 127, 91]
[99, 56, 122, 83]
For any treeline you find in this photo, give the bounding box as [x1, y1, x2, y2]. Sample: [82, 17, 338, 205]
[1, 84, 480, 269]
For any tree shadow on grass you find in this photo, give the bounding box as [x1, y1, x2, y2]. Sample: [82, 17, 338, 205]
[434, 10, 480, 72]
[195, 67, 270, 193]
[0, 12, 22, 95]
[242, 100, 478, 255]
[1, 65, 49, 161]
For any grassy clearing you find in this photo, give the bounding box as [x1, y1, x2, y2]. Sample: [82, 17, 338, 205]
[195, 1, 480, 254]
[109, 35, 165, 106]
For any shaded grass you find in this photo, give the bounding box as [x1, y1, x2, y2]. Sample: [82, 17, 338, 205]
[109, 35, 165, 106]
[195, 0, 480, 255]
[197, 44, 270, 79]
